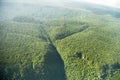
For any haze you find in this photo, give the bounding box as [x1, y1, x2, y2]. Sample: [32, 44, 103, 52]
[1, 0, 120, 8]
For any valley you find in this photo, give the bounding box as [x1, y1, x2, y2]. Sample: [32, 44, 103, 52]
[0, 1, 120, 80]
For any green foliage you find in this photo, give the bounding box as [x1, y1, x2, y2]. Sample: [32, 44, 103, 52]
[51, 17, 120, 80]
[0, 2, 120, 80]
[0, 20, 66, 80]
[13, 16, 38, 23]
[48, 19, 89, 41]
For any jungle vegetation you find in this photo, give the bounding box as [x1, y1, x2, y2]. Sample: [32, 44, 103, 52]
[0, 1, 120, 80]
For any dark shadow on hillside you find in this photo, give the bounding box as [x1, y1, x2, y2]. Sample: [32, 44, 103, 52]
[101, 63, 120, 79]
[55, 24, 89, 40]
[43, 44, 66, 80]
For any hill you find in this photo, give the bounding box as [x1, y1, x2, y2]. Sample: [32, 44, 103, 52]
[0, 1, 120, 80]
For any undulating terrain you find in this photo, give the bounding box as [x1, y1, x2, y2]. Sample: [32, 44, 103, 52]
[0, 1, 120, 80]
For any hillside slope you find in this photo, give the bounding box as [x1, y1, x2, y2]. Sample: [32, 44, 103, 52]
[0, 1, 120, 80]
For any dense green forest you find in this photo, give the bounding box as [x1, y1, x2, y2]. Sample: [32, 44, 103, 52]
[0, 1, 120, 80]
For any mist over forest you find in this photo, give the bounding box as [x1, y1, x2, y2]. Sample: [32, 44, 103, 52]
[0, 0, 120, 80]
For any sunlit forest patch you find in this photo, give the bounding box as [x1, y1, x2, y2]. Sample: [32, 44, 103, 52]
[0, 0, 120, 80]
